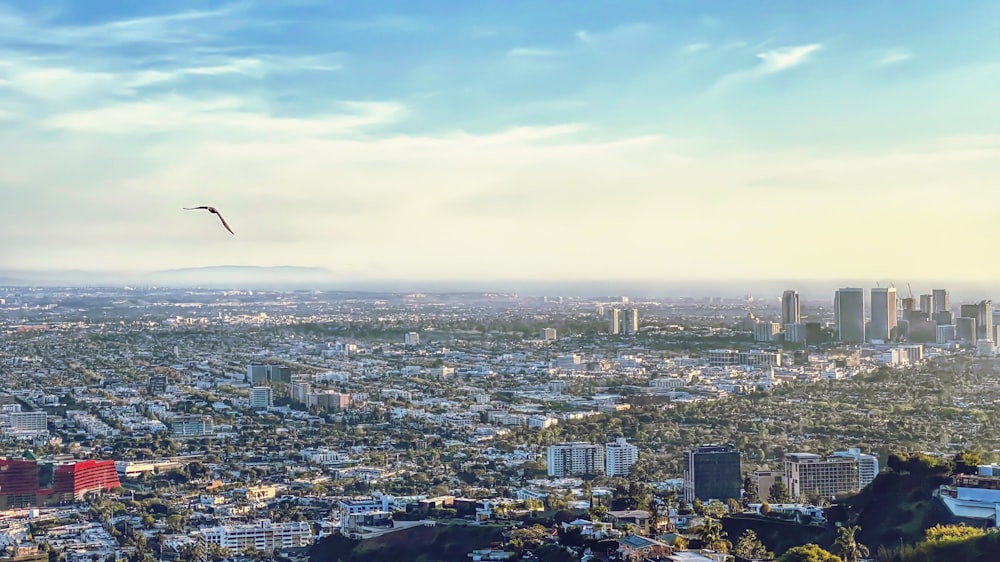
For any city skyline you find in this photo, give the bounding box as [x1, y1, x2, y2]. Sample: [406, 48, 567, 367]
[1, 1, 999, 280]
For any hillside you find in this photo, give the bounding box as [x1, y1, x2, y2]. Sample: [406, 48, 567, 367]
[307, 524, 506, 562]
[827, 453, 962, 551]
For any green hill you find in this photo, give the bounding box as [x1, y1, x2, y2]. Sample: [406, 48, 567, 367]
[307, 524, 506, 562]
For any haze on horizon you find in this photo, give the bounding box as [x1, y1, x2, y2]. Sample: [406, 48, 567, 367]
[1, 1, 999, 281]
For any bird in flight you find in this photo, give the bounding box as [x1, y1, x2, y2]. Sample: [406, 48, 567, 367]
[184, 206, 235, 235]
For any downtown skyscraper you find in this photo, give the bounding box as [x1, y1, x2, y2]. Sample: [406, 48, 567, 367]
[782, 290, 801, 326]
[870, 287, 898, 342]
[836, 288, 866, 344]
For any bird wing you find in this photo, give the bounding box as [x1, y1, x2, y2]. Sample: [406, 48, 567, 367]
[215, 212, 235, 235]
[184, 207, 210, 210]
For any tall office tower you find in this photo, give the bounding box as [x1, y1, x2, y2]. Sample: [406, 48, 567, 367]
[901, 297, 915, 312]
[683, 444, 742, 502]
[956, 317, 977, 343]
[781, 290, 801, 326]
[933, 289, 950, 313]
[979, 300, 994, 342]
[621, 308, 640, 335]
[404, 332, 420, 346]
[268, 365, 292, 384]
[934, 311, 954, 326]
[540, 328, 557, 341]
[754, 322, 781, 342]
[608, 308, 621, 335]
[546, 442, 605, 477]
[605, 438, 639, 477]
[250, 387, 273, 410]
[920, 294, 935, 315]
[784, 453, 860, 499]
[247, 363, 268, 385]
[835, 288, 866, 344]
[869, 288, 898, 342]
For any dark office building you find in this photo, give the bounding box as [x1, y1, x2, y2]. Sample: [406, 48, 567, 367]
[683, 444, 742, 503]
[934, 311, 954, 326]
[269, 365, 292, 384]
[147, 374, 168, 395]
[805, 322, 823, 345]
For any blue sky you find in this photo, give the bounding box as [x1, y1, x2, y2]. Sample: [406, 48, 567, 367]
[1, 1, 999, 281]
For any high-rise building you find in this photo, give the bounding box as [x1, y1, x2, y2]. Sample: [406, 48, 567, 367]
[547, 442, 604, 477]
[835, 288, 866, 344]
[920, 294, 935, 315]
[833, 447, 878, 490]
[784, 323, 806, 344]
[936, 325, 957, 344]
[784, 453, 860, 499]
[269, 365, 292, 384]
[291, 382, 311, 404]
[199, 520, 313, 553]
[957, 317, 977, 343]
[5, 411, 48, 436]
[51, 460, 121, 502]
[754, 322, 781, 342]
[933, 289, 950, 313]
[934, 311, 954, 326]
[605, 438, 639, 477]
[172, 415, 215, 437]
[250, 387, 273, 410]
[540, 328, 557, 341]
[621, 308, 640, 335]
[683, 444, 742, 503]
[869, 287, 898, 342]
[781, 290, 801, 326]
[978, 300, 994, 342]
[405, 332, 420, 346]
[148, 374, 168, 395]
[247, 363, 269, 385]
[0, 459, 41, 509]
[608, 309, 621, 335]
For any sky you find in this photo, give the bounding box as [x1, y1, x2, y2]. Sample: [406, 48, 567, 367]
[1, 0, 999, 282]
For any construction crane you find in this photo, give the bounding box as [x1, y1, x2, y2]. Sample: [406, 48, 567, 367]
[907, 283, 914, 299]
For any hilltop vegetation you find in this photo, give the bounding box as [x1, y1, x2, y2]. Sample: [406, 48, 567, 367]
[307, 524, 505, 562]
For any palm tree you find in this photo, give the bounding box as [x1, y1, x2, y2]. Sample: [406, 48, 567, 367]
[697, 517, 731, 554]
[831, 525, 869, 562]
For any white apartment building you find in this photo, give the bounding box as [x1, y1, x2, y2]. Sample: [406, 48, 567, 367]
[547, 442, 604, 477]
[405, 332, 420, 346]
[605, 438, 639, 477]
[784, 452, 860, 499]
[832, 448, 880, 489]
[198, 520, 312, 553]
[6, 411, 48, 436]
[172, 415, 214, 437]
[250, 386, 273, 410]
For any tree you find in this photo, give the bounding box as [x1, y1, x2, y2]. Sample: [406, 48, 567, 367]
[776, 544, 842, 562]
[924, 523, 985, 543]
[726, 498, 742, 514]
[831, 525, 868, 562]
[743, 473, 759, 507]
[768, 481, 791, 504]
[696, 517, 731, 554]
[953, 450, 985, 475]
[735, 529, 772, 560]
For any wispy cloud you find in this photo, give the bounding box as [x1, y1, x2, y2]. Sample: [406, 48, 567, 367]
[0, 4, 244, 48]
[875, 48, 912, 66]
[506, 47, 561, 58]
[711, 43, 823, 94]
[42, 97, 404, 137]
[682, 42, 710, 54]
[756, 44, 823, 73]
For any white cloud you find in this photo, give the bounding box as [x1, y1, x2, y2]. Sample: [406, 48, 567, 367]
[574, 30, 592, 43]
[756, 44, 823, 73]
[0, 4, 242, 47]
[875, 48, 912, 66]
[506, 47, 561, 58]
[710, 43, 823, 94]
[42, 96, 404, 136]
[682, 42, 710, 54]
